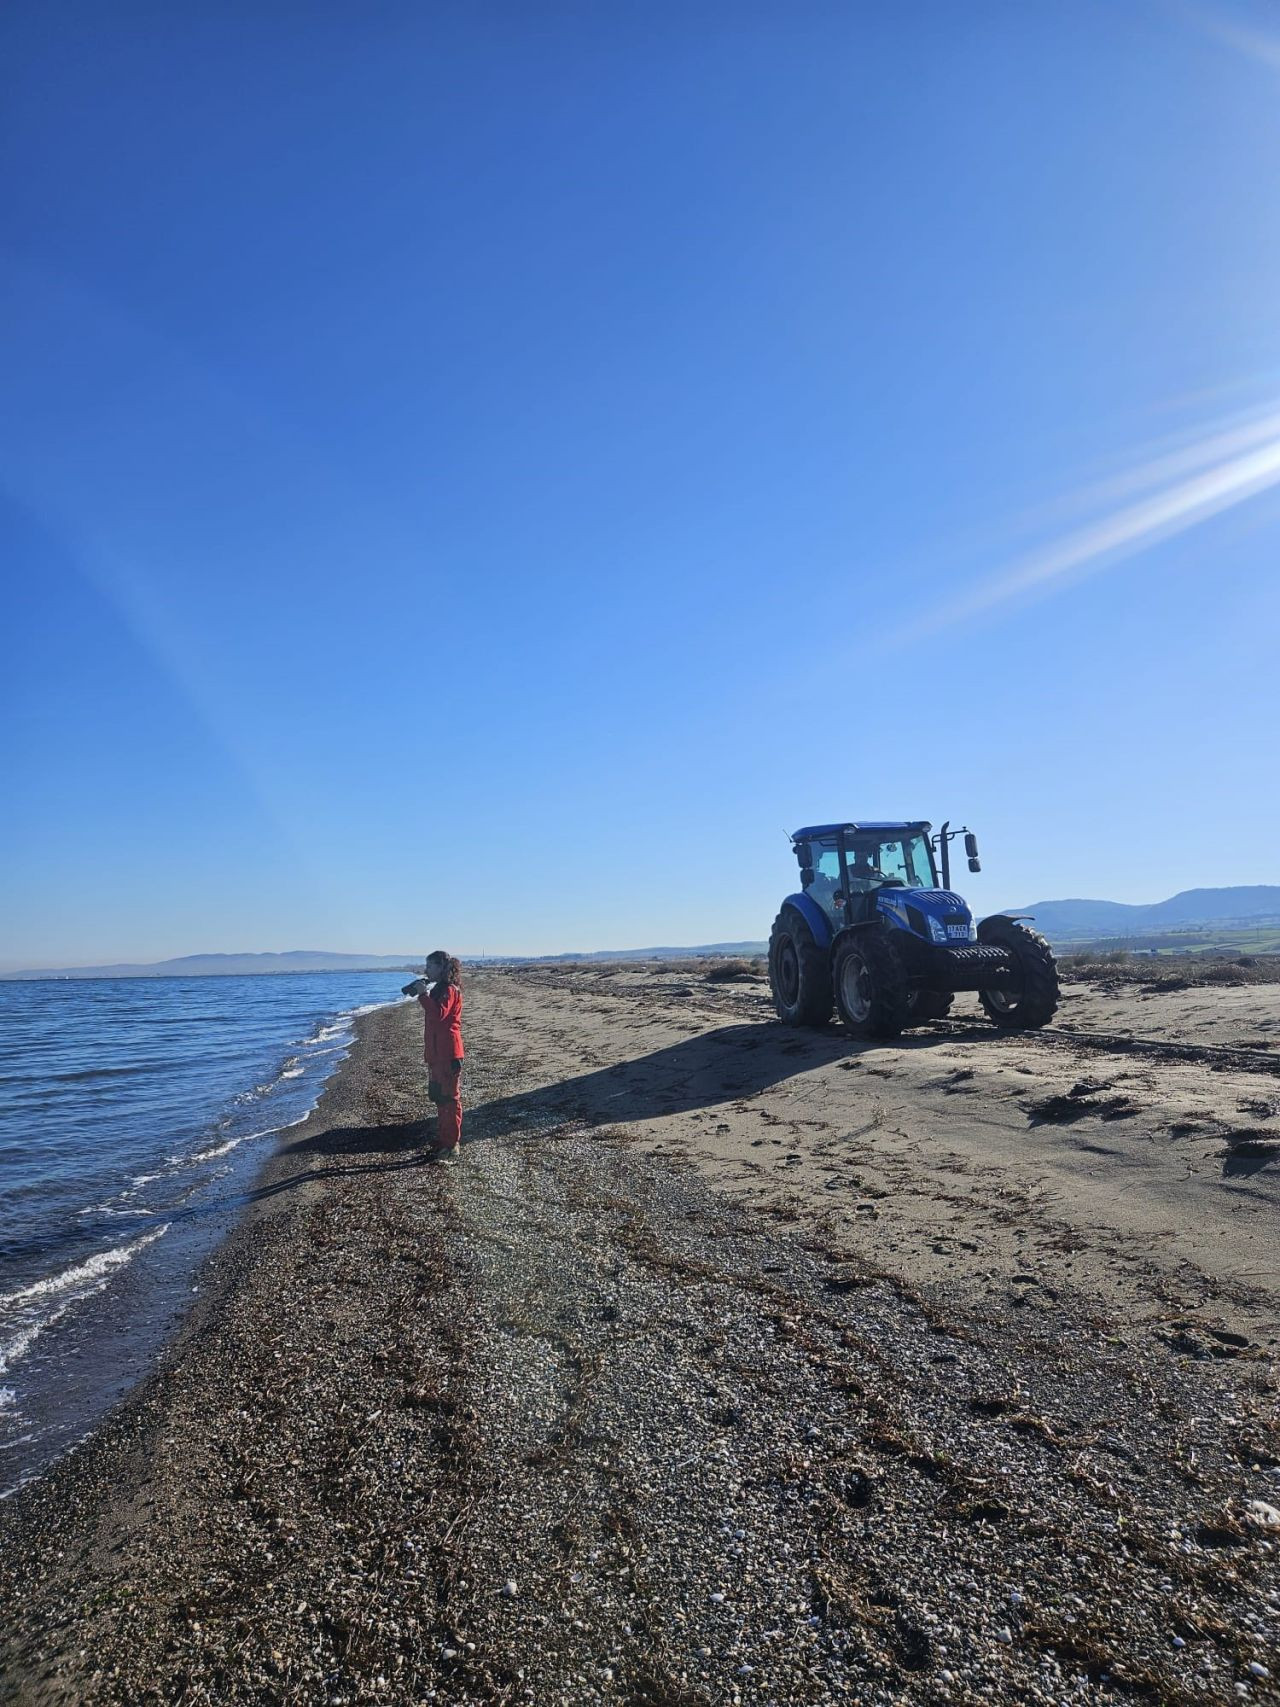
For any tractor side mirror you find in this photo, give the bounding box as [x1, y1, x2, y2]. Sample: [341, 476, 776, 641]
[968, 856, 981, 873]
[964, 832, 979, 859]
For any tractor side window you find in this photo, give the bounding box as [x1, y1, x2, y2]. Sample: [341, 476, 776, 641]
[805, 844, 841, 910]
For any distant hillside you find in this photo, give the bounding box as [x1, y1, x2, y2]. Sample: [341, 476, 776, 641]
[534, 942, 768, 964]
[1002, 886, 1280, 943]
[1, 944, 770, 980]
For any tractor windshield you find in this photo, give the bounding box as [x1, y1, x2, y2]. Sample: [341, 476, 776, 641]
[801, 831, 939, 902]
[846, 832, 937, 891]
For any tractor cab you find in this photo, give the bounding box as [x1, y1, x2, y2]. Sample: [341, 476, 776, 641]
[792, 822, 974, 943]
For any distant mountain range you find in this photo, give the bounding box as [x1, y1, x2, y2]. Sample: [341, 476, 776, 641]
[1002, 886, 1280, 942]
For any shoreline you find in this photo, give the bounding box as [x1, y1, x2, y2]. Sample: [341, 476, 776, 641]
[0, 999, 392, 1498]
[0, 984, 402, 1501]
[2, 970, 1277, 1705]
[0, 1001, 428, 1699]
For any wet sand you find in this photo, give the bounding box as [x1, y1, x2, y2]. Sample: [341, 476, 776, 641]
[1, 965, 1277, 1705]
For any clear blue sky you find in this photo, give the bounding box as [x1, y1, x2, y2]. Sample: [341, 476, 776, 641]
[3, 1, 1279, 966]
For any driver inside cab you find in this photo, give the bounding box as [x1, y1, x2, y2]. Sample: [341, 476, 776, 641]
[848, 847, 886, 891]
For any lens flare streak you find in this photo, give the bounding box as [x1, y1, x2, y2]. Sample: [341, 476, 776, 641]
[905, 413, 1280, 639]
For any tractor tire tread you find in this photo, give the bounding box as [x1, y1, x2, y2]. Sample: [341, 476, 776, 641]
[977, 917, 1059, 1029]
[834, 930, 911, 1039]
[769, 905, 833, 1028]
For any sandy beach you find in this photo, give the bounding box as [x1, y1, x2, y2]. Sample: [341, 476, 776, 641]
[1, 963, 1278, 1705]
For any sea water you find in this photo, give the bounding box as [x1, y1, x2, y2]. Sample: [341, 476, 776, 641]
[0, 970, 410, 1495]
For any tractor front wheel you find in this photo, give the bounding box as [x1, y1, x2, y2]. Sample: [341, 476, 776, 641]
[768, 905, 833, 1027]
[834, 932, 910, 1039]
[977, 918, 1059, 1029]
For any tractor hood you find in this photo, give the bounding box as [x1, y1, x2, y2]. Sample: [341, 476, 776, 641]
[875, 888, 977, 945]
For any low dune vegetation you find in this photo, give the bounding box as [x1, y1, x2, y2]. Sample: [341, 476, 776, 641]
[703, 956, 767, 983]
[1059, 950, 1280, 988]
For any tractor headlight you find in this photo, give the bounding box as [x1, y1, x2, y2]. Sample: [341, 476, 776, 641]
[927, 916, 949, 944]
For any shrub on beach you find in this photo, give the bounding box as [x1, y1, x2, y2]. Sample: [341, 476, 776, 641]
[704, 958, 763, 983]
[1199, 961, 1253, 985]
[1059, 951, 1279, 988]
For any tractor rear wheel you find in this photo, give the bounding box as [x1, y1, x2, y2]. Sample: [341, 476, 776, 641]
[834, 932, 910, 1039]
[907, 989, 953, 1022]
[768, 905, 833, 1027]
[977, 918, 1059, 1029]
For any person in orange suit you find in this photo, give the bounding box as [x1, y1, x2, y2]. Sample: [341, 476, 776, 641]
[409, 950, 464, 1161]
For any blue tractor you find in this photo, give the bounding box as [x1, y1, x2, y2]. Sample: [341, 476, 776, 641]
[768, 821, 1059, 1038]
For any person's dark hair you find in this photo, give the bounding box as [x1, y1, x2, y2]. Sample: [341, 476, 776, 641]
[426, 950, 462, 988]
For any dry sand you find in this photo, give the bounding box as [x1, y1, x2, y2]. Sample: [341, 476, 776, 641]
[516, 964, 1280, 1341]
[1, 963, 1277, 1705]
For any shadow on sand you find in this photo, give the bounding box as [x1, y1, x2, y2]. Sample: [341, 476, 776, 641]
[247, 1020, 959, 1199]
[457, 1020, 957, 1146]
[1221, 1142, 1280, 1181]
[245, 1119, 440, 1203]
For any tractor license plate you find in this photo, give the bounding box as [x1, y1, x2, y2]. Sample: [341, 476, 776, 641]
[945, 924, 970, 940]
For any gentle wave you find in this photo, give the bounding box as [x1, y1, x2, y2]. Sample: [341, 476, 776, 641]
[186, 1125, 280, 1165]
[0, 1225, 171, 1312]
[0, 1225, 171, 1382]
[2, 1059, 192, 1086]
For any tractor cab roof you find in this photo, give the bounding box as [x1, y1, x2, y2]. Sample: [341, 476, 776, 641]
[791, 821, 931, 843]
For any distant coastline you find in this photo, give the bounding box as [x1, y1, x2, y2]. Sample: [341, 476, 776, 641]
[0, 952, 423, 981]
[6, 883, 1279, 978]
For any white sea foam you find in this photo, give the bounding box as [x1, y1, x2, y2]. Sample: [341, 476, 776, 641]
[0, 1324, 42, 1379]
[0, 1225, 170, 1382]
[186, 1126, 261, 1167]
[76, 1204, 155, 1220]
[186, 1127, 272, 1164]
[0, 1225, 171, 1312]
[183, 1105, 314, 1168]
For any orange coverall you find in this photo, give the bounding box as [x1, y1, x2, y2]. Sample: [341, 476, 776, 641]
[418, 981, 464, 1149]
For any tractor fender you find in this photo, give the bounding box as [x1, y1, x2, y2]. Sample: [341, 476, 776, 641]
[782, 892, 833, 950]
[977, 913, 1034, 940]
